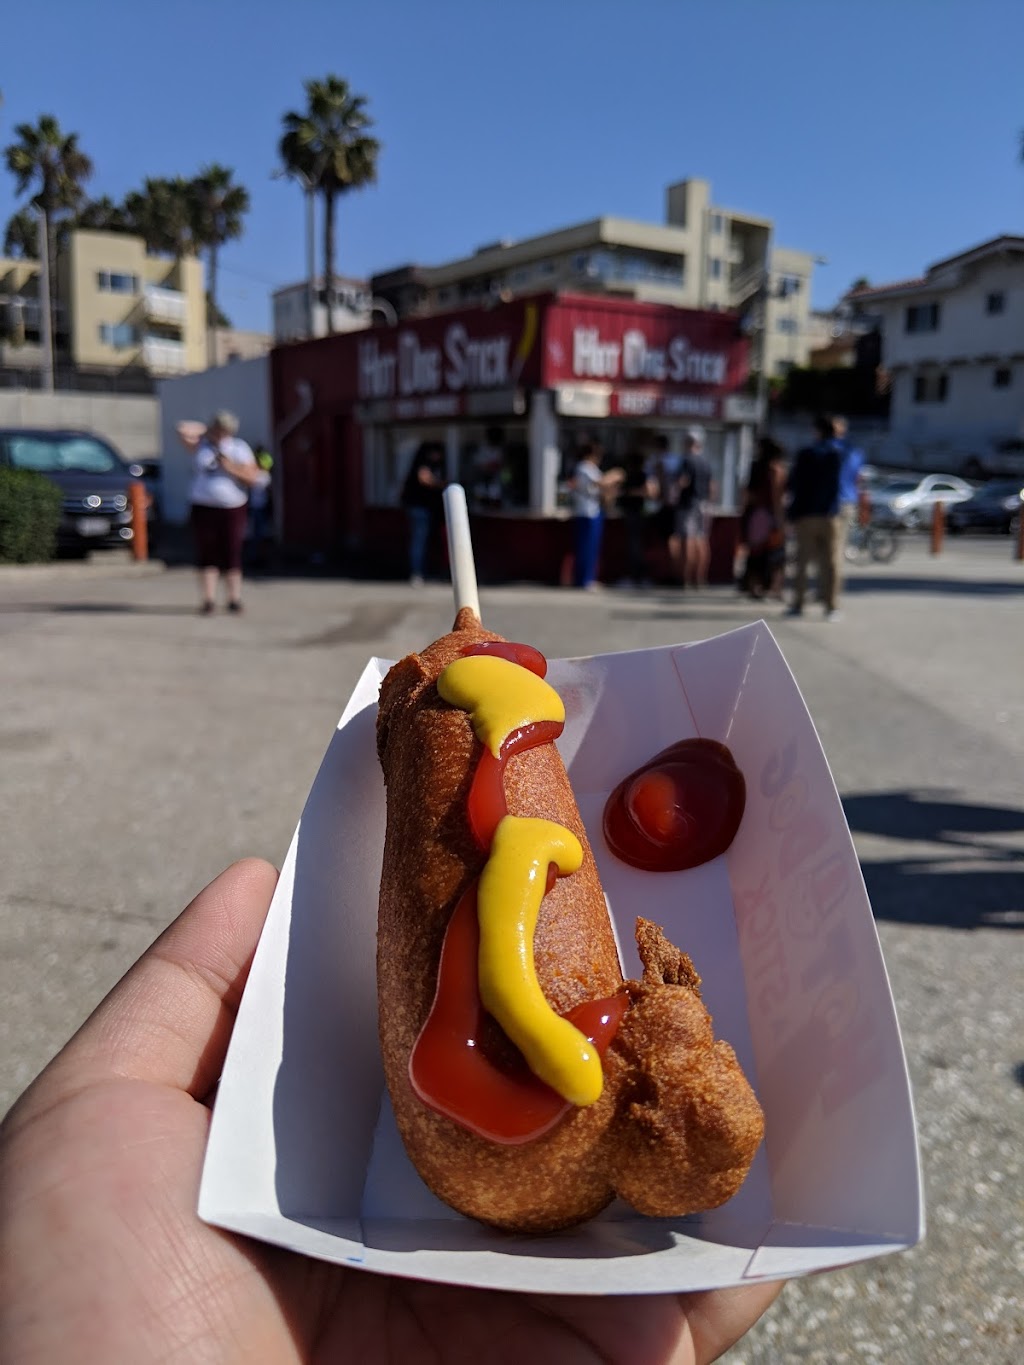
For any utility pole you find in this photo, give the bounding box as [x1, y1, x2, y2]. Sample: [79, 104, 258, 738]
[304, 178, 316, 338]
[37, 207, 54, 392]
[755, 230, 773, 436]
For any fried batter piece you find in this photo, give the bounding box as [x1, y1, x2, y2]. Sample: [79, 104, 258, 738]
[376, 609, 763, 1232]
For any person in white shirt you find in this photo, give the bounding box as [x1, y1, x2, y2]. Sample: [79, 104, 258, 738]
[568, 439, 623, 589]
[178, 411, 266, 614]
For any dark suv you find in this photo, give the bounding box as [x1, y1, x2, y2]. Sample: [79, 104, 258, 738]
[0, 428, 146, 551]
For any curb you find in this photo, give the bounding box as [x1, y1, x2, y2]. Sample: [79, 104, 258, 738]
[0, 557, 168, 583]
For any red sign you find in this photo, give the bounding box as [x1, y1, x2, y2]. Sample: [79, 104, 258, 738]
[543, 294, 748, 395]
[355, 298, 543, 403]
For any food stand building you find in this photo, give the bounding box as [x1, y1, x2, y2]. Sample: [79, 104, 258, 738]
[272, 291, 756, 582]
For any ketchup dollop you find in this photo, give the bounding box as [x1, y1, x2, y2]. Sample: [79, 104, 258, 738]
[603, 739, 745, 872]
[409, 640, 628, 1143]
[409, 881, 627, 1144]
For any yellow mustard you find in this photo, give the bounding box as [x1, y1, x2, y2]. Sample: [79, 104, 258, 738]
[477, 816, 603, 1105]
[437, 655, 564, 757]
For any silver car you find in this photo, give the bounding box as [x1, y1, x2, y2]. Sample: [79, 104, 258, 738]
[870, 473, 974, 530]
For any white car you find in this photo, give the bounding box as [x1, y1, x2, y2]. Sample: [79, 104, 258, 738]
[870, 473, 974, 530]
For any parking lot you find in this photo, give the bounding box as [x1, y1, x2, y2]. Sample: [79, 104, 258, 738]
[1, 535, 1022, 1363]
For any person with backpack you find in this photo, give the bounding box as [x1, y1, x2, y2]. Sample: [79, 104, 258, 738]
[785, 415, 845, 620]
[675, 428, 716, 588]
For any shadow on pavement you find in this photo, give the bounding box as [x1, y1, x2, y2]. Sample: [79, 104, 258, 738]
[843, 789, 1024, 930]
[844, 575, 1023, 597]
[0, 602, 201, 616]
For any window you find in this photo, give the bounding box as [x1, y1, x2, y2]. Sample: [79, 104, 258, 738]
[5, 434, 121, 474]
[905, 302, 941, 333]
[913, 372, 948, 402]
[986, 292, 1005, 315]
[776, 317, 798, 334]
[710, 213, 723, 234]
[98, 322, 137, 347]
[994, 366, 1012, 388]
[96, 270, 139, 294]
[709, 257, 722, 280]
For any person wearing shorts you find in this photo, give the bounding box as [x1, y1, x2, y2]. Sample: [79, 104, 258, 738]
[181, 411, 263, 614]
[675, 429, 715, 588]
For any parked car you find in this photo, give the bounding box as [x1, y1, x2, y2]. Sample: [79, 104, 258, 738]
[0, 428, 152, 552]
[869, 473, 974, 530]
[946, 480, 1024, 534]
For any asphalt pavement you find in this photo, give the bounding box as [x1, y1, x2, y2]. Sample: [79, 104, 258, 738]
[1, 535, 1022, 1363]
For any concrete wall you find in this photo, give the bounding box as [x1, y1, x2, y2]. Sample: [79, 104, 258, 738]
[0, 390, 158, 458]
[157, 357, 271, 523]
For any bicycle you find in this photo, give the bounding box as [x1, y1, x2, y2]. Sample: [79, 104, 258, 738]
[844, 522, 899, 564]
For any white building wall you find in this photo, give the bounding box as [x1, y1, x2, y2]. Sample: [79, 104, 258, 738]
[0, 391, 158, 458]
[875, 252, 1024, 464]
[156, 357, 271, 524]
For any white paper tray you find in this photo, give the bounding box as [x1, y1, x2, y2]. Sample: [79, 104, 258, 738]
[199, 622, 922, 1294]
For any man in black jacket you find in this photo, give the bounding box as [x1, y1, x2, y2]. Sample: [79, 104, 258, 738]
[786, 415, 844, 620]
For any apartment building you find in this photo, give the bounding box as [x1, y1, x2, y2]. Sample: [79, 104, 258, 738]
[851, 235, 1024, 469]
[370, 178, 820, 379]
[0, 228, 207, 387]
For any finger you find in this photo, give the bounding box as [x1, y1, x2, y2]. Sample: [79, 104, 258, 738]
[682, 1279, 785, 1361]
[39, 858, 278, 1102]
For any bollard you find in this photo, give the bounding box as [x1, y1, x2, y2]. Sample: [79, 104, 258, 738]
[128, 481, 148, 561]
[1016, 510, 1024, 563]
[930, 500, 945, 556]
[858, 488, 871, 528]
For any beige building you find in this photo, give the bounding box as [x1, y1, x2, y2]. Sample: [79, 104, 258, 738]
[211, 327, 273, 365]
[371, 178, 820, 380]
[0, 228, 207, 385]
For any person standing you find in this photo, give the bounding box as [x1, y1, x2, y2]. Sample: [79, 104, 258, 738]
[401, 441, 446, 585]
[652, 433, 683, 582]
[741, 436, 788, 599]
[617, 450, 656, 586]
[833, 415, 864, 562]
[786, 415, 844, 620]
[568, 439, 622, 590]
[179, 411, 265, 615]
[247, 444, 274, 565]
[675, 428, 716, 588]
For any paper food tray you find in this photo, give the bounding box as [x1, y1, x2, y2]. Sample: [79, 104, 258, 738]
[199, 621, 922, 1294]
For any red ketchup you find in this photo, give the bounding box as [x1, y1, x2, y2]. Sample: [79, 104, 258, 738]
[409, 640, 628, 1143]
[603, 739, 745, 872]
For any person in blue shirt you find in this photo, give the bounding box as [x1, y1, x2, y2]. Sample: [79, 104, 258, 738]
[834, 415, 864, 522]
[786, 415, 845, 620]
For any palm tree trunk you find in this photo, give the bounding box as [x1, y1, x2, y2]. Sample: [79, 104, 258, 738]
[208, 243, 218, 365]
[38, 208, 55, 392]
[324, 189, 336, 335]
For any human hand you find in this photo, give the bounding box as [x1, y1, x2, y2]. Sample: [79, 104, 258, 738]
[0, 861, 781, 1364]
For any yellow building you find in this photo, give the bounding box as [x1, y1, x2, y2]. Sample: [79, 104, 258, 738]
[0, 229, 207, 384]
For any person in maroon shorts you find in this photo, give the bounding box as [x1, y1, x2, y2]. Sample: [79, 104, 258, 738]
[178, 412, 265, 614]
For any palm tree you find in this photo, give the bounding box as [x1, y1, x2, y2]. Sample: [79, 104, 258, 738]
[4, 114, 93, 348]
[123, 176, 200, 257]
[190, 164, 249, 347]
[3, 207, 38, 258]
[75, 195, 129, 234]
[279, 76, 379, 333]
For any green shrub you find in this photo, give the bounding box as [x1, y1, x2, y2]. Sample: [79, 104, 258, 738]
[0, 467, 63, 563]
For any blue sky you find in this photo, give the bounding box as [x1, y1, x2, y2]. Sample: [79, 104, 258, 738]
[2, 0, 1022, 331]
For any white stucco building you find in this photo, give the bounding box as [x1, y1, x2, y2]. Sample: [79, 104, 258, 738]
[272, 276, 371, 342]
[850, 236, 1024, 471]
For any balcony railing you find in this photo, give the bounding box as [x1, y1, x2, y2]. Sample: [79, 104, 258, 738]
[143, 284, 187, 324]
[143, 337, 188, 374]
